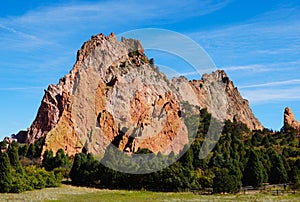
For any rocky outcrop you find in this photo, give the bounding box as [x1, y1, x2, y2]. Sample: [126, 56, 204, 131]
[284, 107, 300, 130]
[22, 33, 189, 156]
[198, 70, 263, 130]
[173, 70, 263, 131]
[18, 33, 263, 156]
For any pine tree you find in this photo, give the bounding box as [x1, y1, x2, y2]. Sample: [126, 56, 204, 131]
[179, 145, 194, 171]
[261, 136, 270, 147]
[26, 144, 36, 158]
[242, 149, 264, 187]
[42, 150, 54, 171]
[269, 154, 288, 184]
[69, 153, 81, 183]
[18, 144, 28, 157]
[290, 166, 300, 183]
[69, 153, 87, 184]
[213, 168, 239, 193]
[84, 153, 99, 184]
[7, 141, 23, 174]
[33, 137, 45, 157]
[251, 136, 258, 146]
[54, 148, 70, 168]
[0, 152, 12, 192]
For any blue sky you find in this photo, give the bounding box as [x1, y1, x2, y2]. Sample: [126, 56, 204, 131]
[1, 0, 300, 140]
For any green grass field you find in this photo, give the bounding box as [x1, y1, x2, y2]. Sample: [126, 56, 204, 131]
[0, 185, 299, 202]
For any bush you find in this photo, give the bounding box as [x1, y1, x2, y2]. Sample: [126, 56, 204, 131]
[25, 165, 61, 189]
[213, 168, 240, 194]
[10, 171, 31, 193]
[53, 167, 70, 179]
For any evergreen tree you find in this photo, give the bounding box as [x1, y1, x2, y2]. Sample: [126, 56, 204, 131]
[242, 149, 264, 187]
[42, 150, 54, 171]
[26, 144, 36, 158]
[18, 144, 28, 157]
[251, 136, 258, 146]
[290, 166, 300, 183]
[213, 168, 239, 193]
[261, 136, 270, 147]
[179, 145, 194, 171]
[84, 153, 100, 184]
[69, 153, 87, 184]
[229, 159, 243, 188]
[54, 148, 70, 168]
[33, 137, 45, 157]
[269, 154, 288, 184]
[0, 152, 12, 192]
[7, 141, 23, 174]
[159, 162, 191, 191]
[69, 153, 81, 183]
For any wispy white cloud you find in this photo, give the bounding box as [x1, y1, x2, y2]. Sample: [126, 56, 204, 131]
[239, 79, 300, 89]
[188, 6, 300, 65]
[0, 0, 231, 48]
[164, 70, 200, 78]
[221, 60, 300, 73]
[0, 23, 40, 40]
[222, 64, 269, 72]
[0, 86, 44, 91]
[0, 21, 55, 51]
[242, 87, 300, 104]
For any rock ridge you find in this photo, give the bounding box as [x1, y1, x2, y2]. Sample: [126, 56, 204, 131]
[15, 33, 263, 156]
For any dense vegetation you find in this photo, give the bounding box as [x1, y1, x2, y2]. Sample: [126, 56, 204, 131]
[0, 139, 68, 193]
[67, 109, 300, 193]
[1, 109, 300, 194]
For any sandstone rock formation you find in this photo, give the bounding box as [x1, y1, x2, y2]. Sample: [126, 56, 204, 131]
[15, 33, 263, 156]
[195, 70, 263, 130]
[173, 70, 263, 131]
[284, 107, 300, 130]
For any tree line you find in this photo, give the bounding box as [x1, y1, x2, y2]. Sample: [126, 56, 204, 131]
[68, 109, 300, 193]
[1, 108, 300, 193]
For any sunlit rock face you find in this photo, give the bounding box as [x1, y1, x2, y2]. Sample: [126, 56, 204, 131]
[284, 107, 300, 131]
[19, 33, 263, 156]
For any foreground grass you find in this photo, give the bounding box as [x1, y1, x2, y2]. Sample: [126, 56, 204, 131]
[0, 185, 299, 202]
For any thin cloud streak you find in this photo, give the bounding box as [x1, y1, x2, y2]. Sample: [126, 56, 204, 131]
[242, 87, 300, 104]
[0, 86, 45, 91]
[1, 0, 231, 33]
[188, 7, 300, 67]
[222, 60, 300, 73]
[222, 64, 269, 72]
[239, 79, 300, 89]
[0, 0, 231, 56]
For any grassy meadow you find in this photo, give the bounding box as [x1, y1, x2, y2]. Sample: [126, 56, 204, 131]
[0, 185, 299, 202]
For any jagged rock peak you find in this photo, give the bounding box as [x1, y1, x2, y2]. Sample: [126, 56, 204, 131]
[23, 33, 187, 156]
[71, 32, 144, 75]
[187, 69, 263, 131]
[284, 107, 300, 129]
[15, 33, 264, 156]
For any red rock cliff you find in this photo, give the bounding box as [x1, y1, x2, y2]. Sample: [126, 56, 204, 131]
[18, 33, 263, 156]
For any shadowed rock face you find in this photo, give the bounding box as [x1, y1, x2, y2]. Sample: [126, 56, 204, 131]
[284, 107, 300, 130]
[17, 33, 263, 156]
